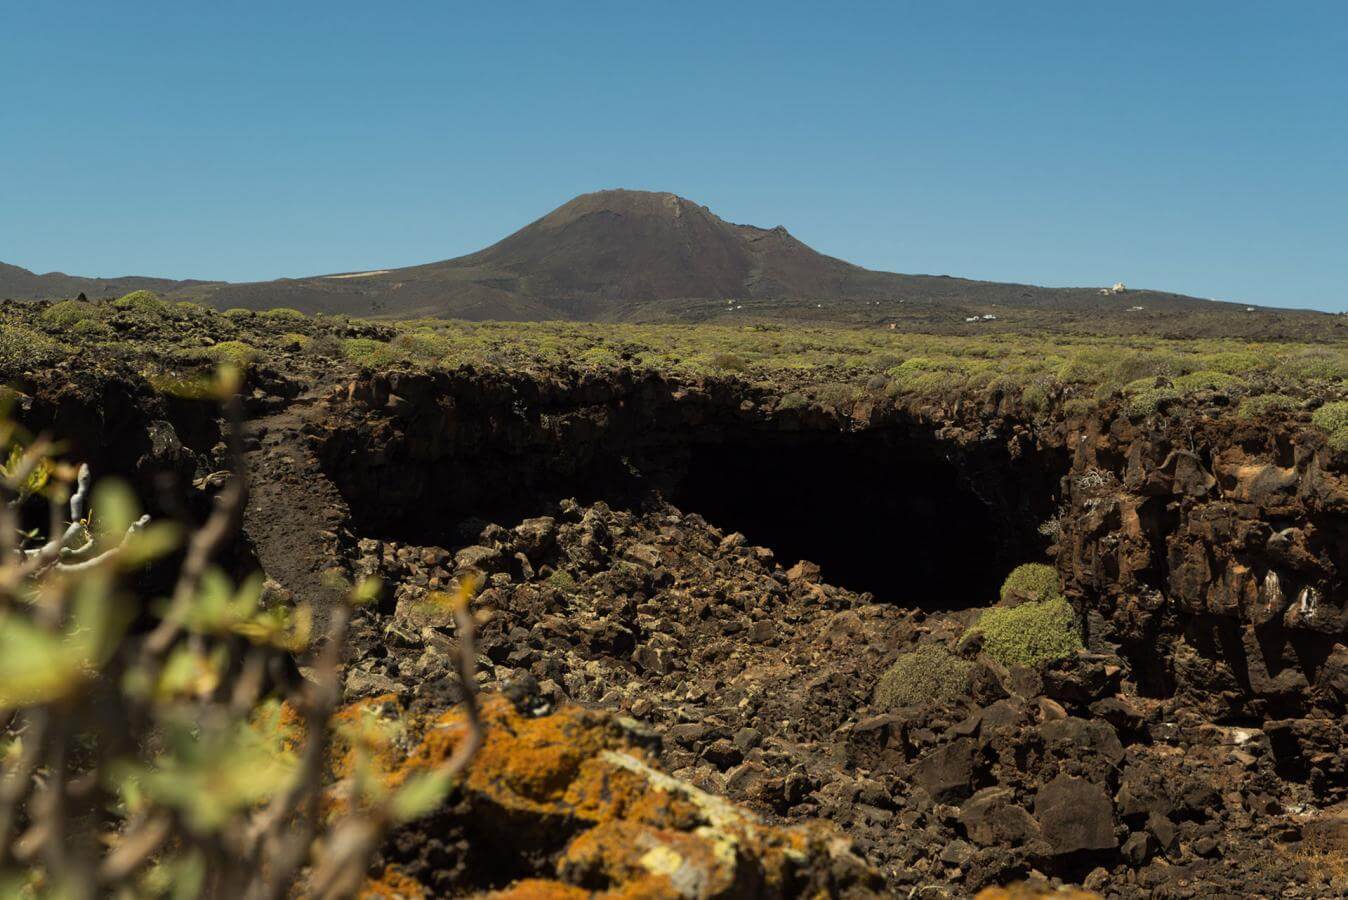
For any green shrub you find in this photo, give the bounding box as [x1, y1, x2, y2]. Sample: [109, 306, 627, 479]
[1172, 370, 1241, 394]
[1000, 563, 1061, 603]
[1283, 349, 1348, 382]
[811, 382, 861, 409]
[202, 340, 259, 367]
[113, 290, 164, 313]
[1312, 401, 1348, 434]
[222, 307, 255, 318]
[390, 330, 453, 359]
[342, 337, 402, 368]
[0, 325, 64, 371]
[261, 307, 307, 321]
[886, 357, 973, 395]
[1063, 397, 1097, 417]
[709, 352, 748, 372]
[1021, 379, 1053, 414]
[41, 300, 100, 328]
[279, 332, 312, 350]
[1237, 393, 1299, 419]
[1126, 386, 1180, 419]
[1202, 350, 1266, 375]
[873, 645, 973, 709]
[175, 300, 211, 316]
[1107, 350, 1193, 385]
[71, 318, 114, 339]
[777, 392, 807, 411]
[975, 598, 1082, 668]
[1328, 428, 1348, 457]
[304, 334, 345, 359]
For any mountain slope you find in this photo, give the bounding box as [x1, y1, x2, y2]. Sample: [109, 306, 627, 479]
[0, 262, 204, 302]
[169, 189, 907, 319]
[3, 190, 1340, 339]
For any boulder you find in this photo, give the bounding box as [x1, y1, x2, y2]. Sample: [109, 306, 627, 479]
[1033, 775, 1117, 855]
[959, 787, 1042, 847]
[913, 737, 978, 803]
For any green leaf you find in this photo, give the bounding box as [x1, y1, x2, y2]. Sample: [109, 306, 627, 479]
[0, 613, 89, 706]
[119, 521, 182, 568]
[349, 575, 383, 606]
[92, 479, 140, 544]
[389, 766, 456, 823]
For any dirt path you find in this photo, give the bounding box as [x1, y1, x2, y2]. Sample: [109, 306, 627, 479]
[242, 383, 352, 631]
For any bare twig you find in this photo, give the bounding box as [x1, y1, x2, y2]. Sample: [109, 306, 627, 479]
[146, 393, 247, 657]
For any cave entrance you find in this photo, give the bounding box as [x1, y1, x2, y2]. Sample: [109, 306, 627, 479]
[661, 429, 1048, 609]
[323, 405, 1061, 610]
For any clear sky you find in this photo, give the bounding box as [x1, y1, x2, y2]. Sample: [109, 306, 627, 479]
[2, 2, 1345, 310]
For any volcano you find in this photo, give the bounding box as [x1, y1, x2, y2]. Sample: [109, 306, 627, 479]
[4, 189, 1331, 337]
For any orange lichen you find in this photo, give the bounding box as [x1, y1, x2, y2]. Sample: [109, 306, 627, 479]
[976, 887, 1101, 899]
[487, 879, 590, 900]
[329, 692, 408, 784]
[359, 865, 428, 899]
[411, 697, 625, 808]
[349, 695, 878, 898]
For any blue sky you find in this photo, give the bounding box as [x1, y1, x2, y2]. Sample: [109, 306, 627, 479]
[2, 2, 1345, 310]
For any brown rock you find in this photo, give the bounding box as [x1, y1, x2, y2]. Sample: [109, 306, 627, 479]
[1033, 774, 1117, 855]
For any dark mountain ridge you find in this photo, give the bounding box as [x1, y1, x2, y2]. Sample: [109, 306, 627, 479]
[3, 190, 1340, 338]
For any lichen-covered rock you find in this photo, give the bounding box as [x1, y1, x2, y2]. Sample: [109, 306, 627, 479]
[354, 696, 881, 898]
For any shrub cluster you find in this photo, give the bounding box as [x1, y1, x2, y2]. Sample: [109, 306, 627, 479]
[1238, 393, 1299, 419]
[975, 597, 1082, 668]
[1313, 401, 1348, 457]
[999, 562, 1061, 603]
[0, 325, 63, 373]
[873, 644, 973, 709]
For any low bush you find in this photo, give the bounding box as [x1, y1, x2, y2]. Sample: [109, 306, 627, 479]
[41, 299, 100, 328]
[113, 289, 164, 313]
[391, 329, 453, 360]
[1126, 386, 1180, 419]
[1312, 401, 1348, 434]
[1000, 562, 1061, 603]
[709, 352, 749, 372]
[202, 340, 259, 367]
[1172, 370, 1242, 394]
[342, 337, 403, 368]
[975, 597, 1082, 668]
[304, 334, 345, 359]
[261, 307, 307, 322]
[1328, 428, 1348, 457]
[1237, 393, 1299, 418]
[1062, 397, 1097, 417]
[874, 644, 973, 708]
[175, 300, 211, 315]
[811, 382, 861, 409]
[0, 325, 63, 372]
[1283, 349, 1348, 382]
[71, 318, 114, 339]
[1203, 350, 1267, 374]
[1313, 402, 1348, 457]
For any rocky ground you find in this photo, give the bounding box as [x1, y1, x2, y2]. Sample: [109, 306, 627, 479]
[335, 496, 1345, 898]
[6, 315, 1348, 896]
